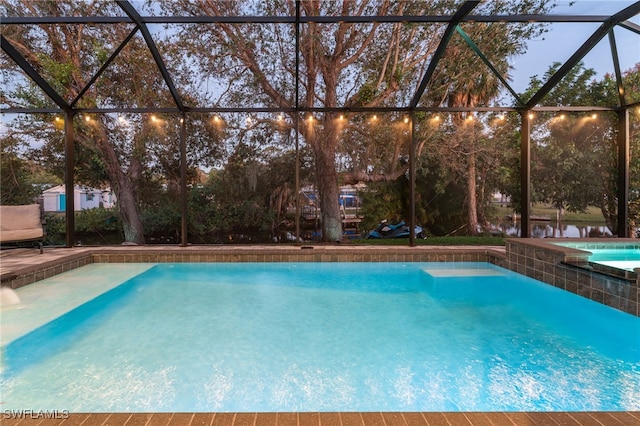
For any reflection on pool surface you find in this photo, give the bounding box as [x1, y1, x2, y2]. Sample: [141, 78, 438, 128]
[1, 262, 639, 412]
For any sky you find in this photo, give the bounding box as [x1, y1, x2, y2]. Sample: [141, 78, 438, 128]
[507, 0, 640, 94]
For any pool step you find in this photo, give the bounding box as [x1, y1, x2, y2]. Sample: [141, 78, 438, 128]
[422, 267, 506, 277]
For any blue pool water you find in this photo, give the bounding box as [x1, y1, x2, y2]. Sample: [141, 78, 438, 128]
[553, 243, 640, 272]
[587, 248, 640, 272]
[1, 262, 639, 412]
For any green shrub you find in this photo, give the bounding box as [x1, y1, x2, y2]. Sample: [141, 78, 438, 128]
[75, 207, 121, 233]
[43, 212, 65, 245]
[44, 208, 123, 245]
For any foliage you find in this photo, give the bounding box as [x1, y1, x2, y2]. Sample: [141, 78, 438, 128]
[2, 0, 637, 243]
[198, 162, 279, 243]
[359, 152, 473, 237]
[412, 0, 552, 234]
[43, 208, 122, 245]
[415, 161, 468, 236]
[523, 62, 640, 233]
[157, 0, 554, 241]
[1, 1, 225, 244]
[359, 180, 409, 233]
[74, 207, 121, 233]
[0, 138, 41, 205]
[619, 66, 640, 235]
[43, 213, 65, 246]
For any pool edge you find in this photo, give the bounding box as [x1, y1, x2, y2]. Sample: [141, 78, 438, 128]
[0, 411, 638, 426]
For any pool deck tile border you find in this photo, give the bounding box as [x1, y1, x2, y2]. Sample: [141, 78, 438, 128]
[0, 411, 639, 425]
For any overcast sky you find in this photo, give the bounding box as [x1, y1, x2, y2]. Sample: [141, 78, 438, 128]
[507, 0, 639, 94]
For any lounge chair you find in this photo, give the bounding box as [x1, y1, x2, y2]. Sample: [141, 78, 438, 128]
[0, 204, 45, 254]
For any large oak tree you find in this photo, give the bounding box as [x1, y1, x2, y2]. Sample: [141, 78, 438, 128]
[164, 0, 552, 240]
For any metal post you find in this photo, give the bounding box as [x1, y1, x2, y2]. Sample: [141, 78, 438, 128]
[520, 111, 531, 238]
[295, 116, 301, 242]
[180, 113, 188, 246]
[409, 112, 416, 247]
[294, 0, 301, 243]
[617, 108, 630, 237]
[64, 110, 75, 247]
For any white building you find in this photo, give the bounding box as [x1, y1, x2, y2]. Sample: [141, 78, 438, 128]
[42, 185, 116, 212]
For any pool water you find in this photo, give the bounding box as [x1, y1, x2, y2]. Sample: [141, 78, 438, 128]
[553, 243, 640, 272]
[1, 262, 639, 412]
[587, 248, 640, 272]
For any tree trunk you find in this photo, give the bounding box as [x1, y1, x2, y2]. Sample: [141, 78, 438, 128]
[116, 177, 145, 244]
[599, 198, 617, 235]
[315, 143, 342, 242]
[466, 151, 480, 235]
[93, 133, 146, 244]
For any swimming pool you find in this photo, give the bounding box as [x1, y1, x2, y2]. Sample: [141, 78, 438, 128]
[1, 262, 639, 412]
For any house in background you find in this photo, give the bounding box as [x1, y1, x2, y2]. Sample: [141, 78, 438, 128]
[42, 185, 116, 212]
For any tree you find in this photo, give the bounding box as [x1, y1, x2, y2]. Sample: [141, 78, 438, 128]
[0, 135, 41, 205]
[2, 1, 149, 242]
[162, 0, 553, 240]
[1, 1, 223, 243]
[2, 0, 556, 242]
[522, 62, 640, 234]
[597, 65, 640, 235]
[414, 2, 551, 234]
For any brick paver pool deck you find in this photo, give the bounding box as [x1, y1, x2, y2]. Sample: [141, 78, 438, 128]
[2, 411, 639, 425]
